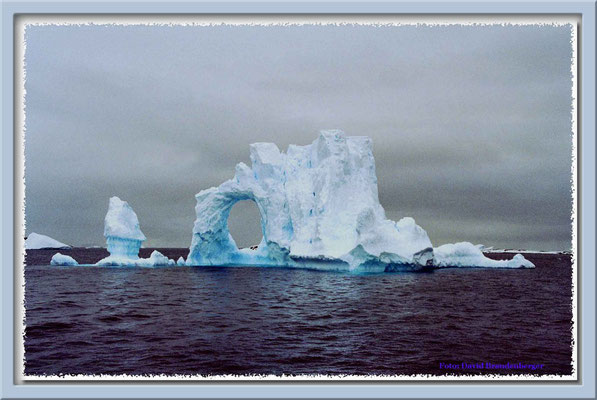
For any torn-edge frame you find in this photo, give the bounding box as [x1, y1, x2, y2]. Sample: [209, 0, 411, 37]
[2, 1, 595, 399]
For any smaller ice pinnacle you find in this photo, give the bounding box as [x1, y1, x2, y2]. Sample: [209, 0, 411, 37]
[103, 196, 146, 259]
[96, 196, 174, 266]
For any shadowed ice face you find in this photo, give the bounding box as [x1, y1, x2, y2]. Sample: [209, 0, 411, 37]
[23, 23, 573, 250]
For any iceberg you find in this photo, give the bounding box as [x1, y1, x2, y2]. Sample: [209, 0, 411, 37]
[96, 197, 174, 267]
[187, 130, 533, 272]
[50, 252, 79, 266]
[85, 132, 532, 272]
[25, 232, 70, 250]
[104, 196, 146, 256]
[433, 242, 535, 269]
[96, 196, 146, 265]
[187, 130, 434, 272]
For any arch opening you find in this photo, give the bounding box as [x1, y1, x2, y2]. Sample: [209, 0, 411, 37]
[227, 199, 264, 249]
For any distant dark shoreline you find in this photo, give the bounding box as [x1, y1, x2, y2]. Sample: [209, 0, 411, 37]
[24, 248, 572, 267]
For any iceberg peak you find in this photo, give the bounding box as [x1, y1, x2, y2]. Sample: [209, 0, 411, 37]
[104, 196, 146, 242]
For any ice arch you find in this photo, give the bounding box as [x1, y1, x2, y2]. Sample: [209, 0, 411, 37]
[227, 200, 264, 249]
[187, 167, 295, 267]
[190, 191, 253, 264]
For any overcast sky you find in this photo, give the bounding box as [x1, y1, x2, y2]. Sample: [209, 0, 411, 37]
[24, 23, 573, 250]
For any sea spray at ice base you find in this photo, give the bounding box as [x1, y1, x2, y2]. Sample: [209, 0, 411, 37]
[186, 130, 533, 271]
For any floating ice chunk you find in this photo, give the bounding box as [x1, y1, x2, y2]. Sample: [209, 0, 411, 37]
[433, 242, 535, 269]
[25, 233, 70, 250]
[176, 256, 186, 266]
[50, 252, 79, 266]
[134, 250, 175, 267]
[97, 251, 175, 267]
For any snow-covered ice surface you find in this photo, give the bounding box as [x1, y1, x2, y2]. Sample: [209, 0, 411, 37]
[434, 242, 535, 269]
[96, 197, 175, 267]
[25, 233, 70, 250]
[50, 253, 79, 266]
[187, 130, 531, 272]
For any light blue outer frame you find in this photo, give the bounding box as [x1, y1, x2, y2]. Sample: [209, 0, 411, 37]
[2, 1, 595, 399]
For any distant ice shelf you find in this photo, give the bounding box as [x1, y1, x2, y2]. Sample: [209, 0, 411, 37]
[483, 248, 570, 255]
[25, 233, 70, 250]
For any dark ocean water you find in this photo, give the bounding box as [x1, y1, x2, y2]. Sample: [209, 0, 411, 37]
[24, 249, 573, 377]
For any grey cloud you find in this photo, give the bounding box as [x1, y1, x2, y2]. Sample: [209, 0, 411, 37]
[24, 23, 574, 250]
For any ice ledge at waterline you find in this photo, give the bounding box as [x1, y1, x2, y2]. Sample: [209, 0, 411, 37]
[186, 130, 534, 272]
